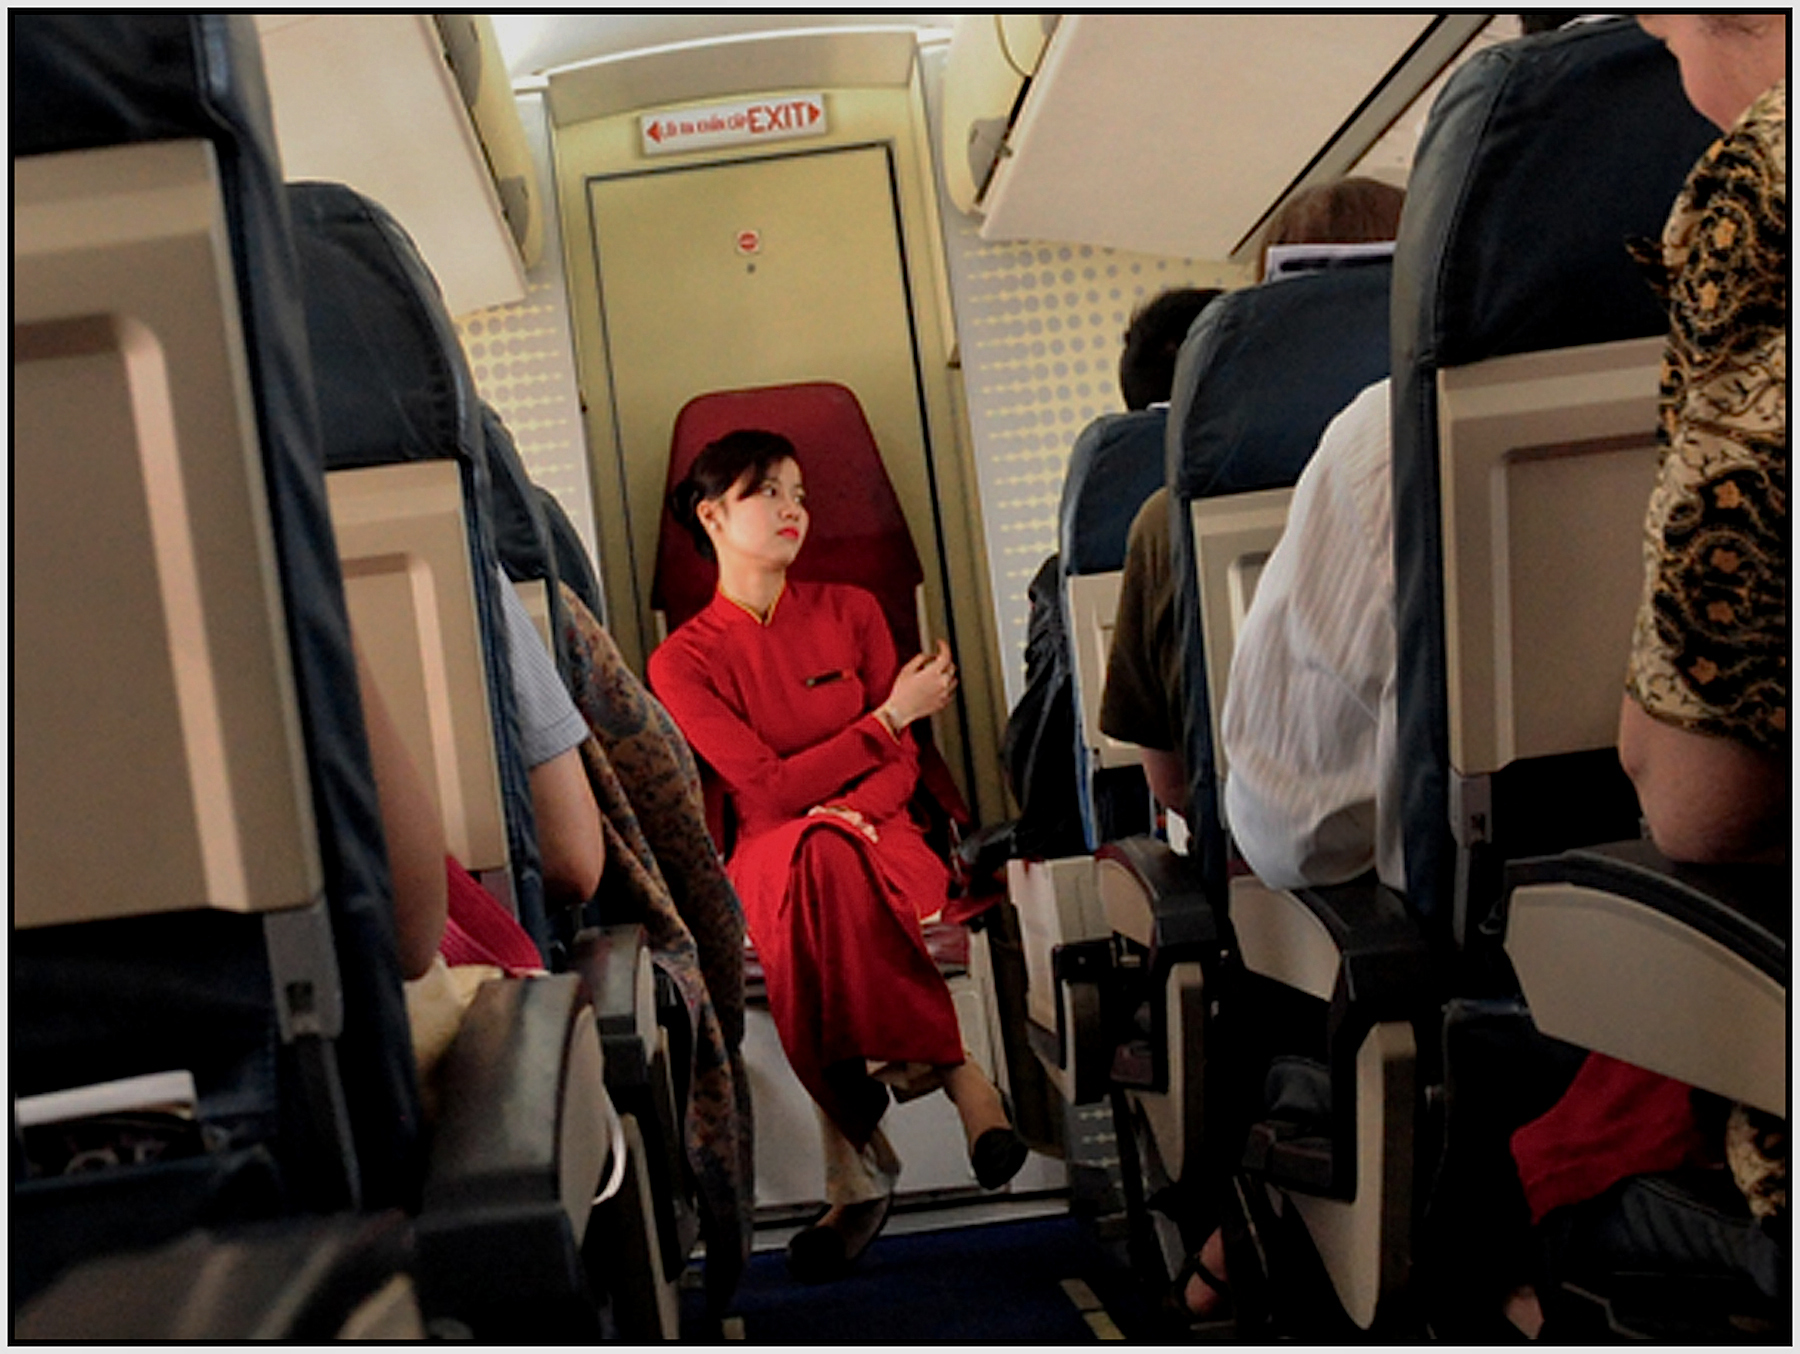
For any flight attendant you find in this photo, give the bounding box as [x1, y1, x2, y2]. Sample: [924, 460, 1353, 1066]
[648, 429, 1027, 1281]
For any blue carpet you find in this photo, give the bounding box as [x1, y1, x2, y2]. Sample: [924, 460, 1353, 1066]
[684, 1212, 1162, 1343]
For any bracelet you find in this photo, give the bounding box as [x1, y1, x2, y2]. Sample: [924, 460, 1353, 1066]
[875, 704, 901, 737]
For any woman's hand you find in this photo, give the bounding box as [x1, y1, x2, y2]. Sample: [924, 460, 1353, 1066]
[807, 803, 879, 843]
[880, 640, 958, 730]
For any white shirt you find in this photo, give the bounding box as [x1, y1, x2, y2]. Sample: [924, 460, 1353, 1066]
[1221, 379, 1403, 891]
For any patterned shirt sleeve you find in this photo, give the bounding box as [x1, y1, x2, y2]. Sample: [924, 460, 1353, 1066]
[1626, 81, 1788, 753]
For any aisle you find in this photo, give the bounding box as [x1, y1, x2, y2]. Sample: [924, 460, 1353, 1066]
[682, 1209, 1171, 1343]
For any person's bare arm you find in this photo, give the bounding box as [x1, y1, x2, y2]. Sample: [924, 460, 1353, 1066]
[356, 648, 448, 978]
[529, 743, 605, 909]
[1618, 695, 1788, 864]
[1141, 746, 1190, 815]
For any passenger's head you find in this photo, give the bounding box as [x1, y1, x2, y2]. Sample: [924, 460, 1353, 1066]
[1255, 176, 1407, 281]
[671, 428, 803, 562]
[1636, 13, 1787, 131]
[1118, 287, 1225, 409]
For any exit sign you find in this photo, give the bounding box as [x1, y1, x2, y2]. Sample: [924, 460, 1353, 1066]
[641, 94, 828, 157]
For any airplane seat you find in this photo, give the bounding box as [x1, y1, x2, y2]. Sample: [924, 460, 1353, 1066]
[654, 381, 973, 932]
[536, 483, 607, 633]
[13, 13, 422, 1324]
[481, 402, 572, 678]
[13, 16, 613, 1340]
[1008, 408, 1170, 1114]
[288, 178, 660, 1337]
[1387, 15, 1779, 1339]
[1091, 252, 1432, 1334]
[1058, 407, 1167, 848]
[286, 179, 552, 961]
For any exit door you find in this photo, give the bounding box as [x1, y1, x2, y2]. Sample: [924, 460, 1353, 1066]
[580, 142, 971, 794]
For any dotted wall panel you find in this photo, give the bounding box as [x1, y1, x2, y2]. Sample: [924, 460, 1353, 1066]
[453, 93, 603, 608]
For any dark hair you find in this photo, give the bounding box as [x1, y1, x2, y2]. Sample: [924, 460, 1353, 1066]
[1256, 176, 1407, 280]
[670, 428, 798, 561]
[1119, 287, 1225, 409]
[1516, 13, 1572, 37]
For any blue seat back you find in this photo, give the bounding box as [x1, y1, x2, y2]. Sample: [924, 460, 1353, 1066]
[1169, 260, 1395, 904]
[288, 181, 550, 959]
[12, 13, 421, 1288]
[1058, 409, 1169, 577]
[1057, 409, 1168, 847]
[1389, 17, 1718, 940]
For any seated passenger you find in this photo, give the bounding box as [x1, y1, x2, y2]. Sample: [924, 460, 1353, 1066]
[1101, 177, 1405, 824]
[1215, 16, 1786, 1328]
[1515, 9, 1787, 1314]
[647, 430, 1028, 1283]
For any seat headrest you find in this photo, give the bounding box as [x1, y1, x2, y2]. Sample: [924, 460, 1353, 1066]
[1170, 262, 1393, 501]
[1058, 409, 1168, 577]
[12, 14, 276, 163]
[1394, 17, 1717, 372]
[481, 404, 553, 586]
[288, 181, 484, 476]
[655, 381, 924, 647]
[536, 486, 605, 624]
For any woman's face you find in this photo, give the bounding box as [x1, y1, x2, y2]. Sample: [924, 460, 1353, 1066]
[699, 456, 808, 570]
[1637, 14, 1785, 132]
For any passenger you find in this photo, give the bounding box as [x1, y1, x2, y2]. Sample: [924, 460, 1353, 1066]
[1513, 8, 1788, 1319]
[1212, 14, 1787, 1330]
[498, 573, 607, 912]
[1153, 181, 1400, 1323]
[1102, 178, 1405, 824]
[648, 430, 1028, 1282]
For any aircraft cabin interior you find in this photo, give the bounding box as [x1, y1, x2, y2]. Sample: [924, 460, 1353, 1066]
[12, 11, 1789, 1343]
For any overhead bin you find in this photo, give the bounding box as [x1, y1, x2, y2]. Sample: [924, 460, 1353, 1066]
[435, 15, 546, 271]
[975, 14, 1492, 262]
[939, 14, 1059, 214]
[255, 13, 530, 316]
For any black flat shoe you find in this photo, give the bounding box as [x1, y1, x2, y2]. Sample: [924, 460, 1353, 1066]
[785, 1191, 893, 1283]
[970, 1125, 1029, 1190]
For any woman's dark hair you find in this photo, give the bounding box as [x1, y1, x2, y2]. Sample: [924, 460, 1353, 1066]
[1119, 287, 1225, 410]
[1256, 176, 1407, 280]
[670, 428, 798, 561]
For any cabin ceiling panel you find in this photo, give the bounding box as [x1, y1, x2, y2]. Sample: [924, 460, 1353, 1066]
[496, 13, 956, 82]
[543, 27, 926, 128]
[980, 13, 1442, 261]
[255, 13, 526, 317]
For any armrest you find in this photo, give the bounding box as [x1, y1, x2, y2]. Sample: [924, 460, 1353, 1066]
[12, 1211, 418, 1340]
[1504, 839, 1787, 1115]
[1232, 877, 1432, 1200]
[415, 973, 613, 1330]
[1095, 835, 1221, 968]
[568, 924, 657, 1087]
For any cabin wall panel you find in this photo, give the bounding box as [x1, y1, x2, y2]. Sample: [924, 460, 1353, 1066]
[453, 93, 603, 601]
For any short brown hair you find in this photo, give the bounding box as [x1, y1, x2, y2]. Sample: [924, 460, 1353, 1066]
[1257, 177, 1407, 280]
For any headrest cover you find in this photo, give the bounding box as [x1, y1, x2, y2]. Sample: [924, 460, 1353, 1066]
[1263, 240, 1396, 281]
[1394, 18, 1716, 371]
[656, 381, 925, 648]
[288, 181, 484, 475]
[1170, 262, 1393, 501]
[1058, 409, 1168, 576]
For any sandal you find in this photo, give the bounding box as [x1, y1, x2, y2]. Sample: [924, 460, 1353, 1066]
[1163, 1250, 1233, 1325]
